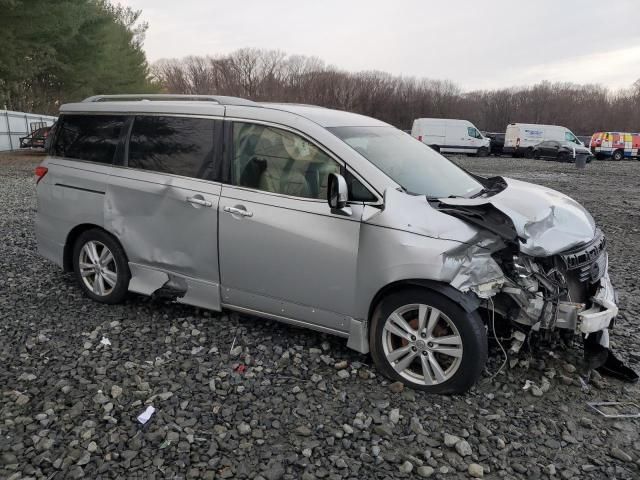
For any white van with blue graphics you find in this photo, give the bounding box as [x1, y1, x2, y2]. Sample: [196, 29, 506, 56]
[504, 123, 582, 158]
[411, 118, 490, 156]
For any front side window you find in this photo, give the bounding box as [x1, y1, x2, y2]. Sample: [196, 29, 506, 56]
[232, 122, 340, 199]
[128, 116, 217, 179]
[467, 127, 482, 139]
[329, 126, 483, 198]
[565, 131, 579, 144]
[53, 114, 125, 163]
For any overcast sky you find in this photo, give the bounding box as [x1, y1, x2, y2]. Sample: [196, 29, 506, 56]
[120, 0, 640, 91]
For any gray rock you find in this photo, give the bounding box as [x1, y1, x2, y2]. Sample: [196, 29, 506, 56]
[389, 408, 400, 424]
[295, 425, 312, 436]
[399, 460, 413, 473]
[444, 433, 461, 447]
[610, 447, 632, 462]
[334, 360, 348, 370]
[417, 465, 435, 477]
[111, 384, 123, 399]
[455, 440, 472, 457]
[468, 463, 484, 478]
[336, 369, 350, 379]
[237, 422, 251, 435]
[389, 382, 404, 393]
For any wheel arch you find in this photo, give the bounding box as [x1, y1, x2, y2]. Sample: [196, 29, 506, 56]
[63, 224, 125, 272]
[367, 279, 482, 328]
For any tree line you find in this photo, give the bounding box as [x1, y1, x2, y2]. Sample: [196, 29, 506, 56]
[0, 0, 156, 114]
[154, 49, 640, 134]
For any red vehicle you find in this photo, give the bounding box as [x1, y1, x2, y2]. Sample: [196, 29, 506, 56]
[590, 131, 640, 161]
[19, 126, 52, 149]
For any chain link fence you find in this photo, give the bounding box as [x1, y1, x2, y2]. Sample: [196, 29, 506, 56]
[0, 110, 57, 152]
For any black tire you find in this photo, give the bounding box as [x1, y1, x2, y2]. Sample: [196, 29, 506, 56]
[557, 152, 570, 162]
[612, 149, 624, 161]
[477, 147, 489, 157]
[369, 288, 487, 394]
[533, 150, 541, 160]
[72, 229, 130, 304]
[525, 148, 534, 159]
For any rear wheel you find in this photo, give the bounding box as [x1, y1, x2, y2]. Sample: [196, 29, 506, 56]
[73, 229, 130, 304]
[369, 288, 487, 393]
[612, 149, 624, 161]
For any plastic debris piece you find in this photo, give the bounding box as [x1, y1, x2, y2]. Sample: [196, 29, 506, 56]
[159, 439, 171, 449]
[100, 337, 111, 346]
[522, 380, 534, 391]
[137, 405, 155, 424]
[233, 363, 247, 374]
[579, 376, 590, 393]
[587, 402, 640, 419]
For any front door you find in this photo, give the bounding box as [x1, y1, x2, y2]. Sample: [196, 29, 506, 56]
[218, 121, 363, 334]
[105, 114, 224, 310]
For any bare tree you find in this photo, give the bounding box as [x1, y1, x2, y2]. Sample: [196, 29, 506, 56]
[153, 49, 640, 134]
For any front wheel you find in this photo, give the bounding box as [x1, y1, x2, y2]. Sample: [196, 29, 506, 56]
[369, 289, 487, 393]
[477, 147, 489, 157]
[73, 229, 130, 304]
[612, 149, 624, 161]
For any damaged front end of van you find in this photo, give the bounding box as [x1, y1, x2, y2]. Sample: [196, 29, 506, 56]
[429, 177, 637, 382]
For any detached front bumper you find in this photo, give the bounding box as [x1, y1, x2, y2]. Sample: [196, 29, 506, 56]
[578, 271, 618, 334]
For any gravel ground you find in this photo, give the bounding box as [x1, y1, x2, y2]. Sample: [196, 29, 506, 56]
[1, 150, 639, 480]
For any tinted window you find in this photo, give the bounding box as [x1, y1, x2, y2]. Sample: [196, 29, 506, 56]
[345, 170, 377, 202]
[232, 122, 340, 199]
[128, 116, 217, 179]
[53, 115, 125, 163]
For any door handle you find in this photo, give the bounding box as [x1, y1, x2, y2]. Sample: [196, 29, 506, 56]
[224, 206, 253, 218]
[187, 196, 212, 208]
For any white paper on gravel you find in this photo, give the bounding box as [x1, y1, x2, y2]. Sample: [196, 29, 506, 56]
[137, 405, 155, 424]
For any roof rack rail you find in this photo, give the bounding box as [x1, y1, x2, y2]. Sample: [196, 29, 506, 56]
[82, 94, 257, 106]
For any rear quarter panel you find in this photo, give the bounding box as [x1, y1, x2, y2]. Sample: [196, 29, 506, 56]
[36, 158, 110, 266]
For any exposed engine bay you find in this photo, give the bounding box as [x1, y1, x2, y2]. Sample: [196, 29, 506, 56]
[430, 177, 638, 383]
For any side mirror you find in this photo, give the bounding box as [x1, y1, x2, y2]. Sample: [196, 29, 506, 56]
[327, 173, 352, 216]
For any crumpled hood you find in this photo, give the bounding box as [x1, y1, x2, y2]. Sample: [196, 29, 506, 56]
[438, 177, 596, 256]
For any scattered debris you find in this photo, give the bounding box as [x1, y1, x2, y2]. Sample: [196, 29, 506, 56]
[233, 363, 247, 374]
[100, 337, 111, 346]
[587, 402, 640, 419]
[136, 405, 155, 424]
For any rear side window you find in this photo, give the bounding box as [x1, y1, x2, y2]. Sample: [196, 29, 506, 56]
[53, 115, 125, 163]
[128, 116, 217, 179]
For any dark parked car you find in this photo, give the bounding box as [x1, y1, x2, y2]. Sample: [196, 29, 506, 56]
[532, 140, 593, 162]
[483, 132, 505, 155]
[19, 126, 51, 149]
[576, 135, 592, 146]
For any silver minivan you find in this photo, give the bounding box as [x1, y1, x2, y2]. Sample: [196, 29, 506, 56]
[35, 94, 619, 393]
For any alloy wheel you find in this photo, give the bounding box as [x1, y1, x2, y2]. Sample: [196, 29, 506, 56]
[78, 240, 118, 296]
[382, 303, 463, 386]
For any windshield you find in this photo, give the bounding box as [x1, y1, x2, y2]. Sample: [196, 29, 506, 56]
[329, 126, 483, 197]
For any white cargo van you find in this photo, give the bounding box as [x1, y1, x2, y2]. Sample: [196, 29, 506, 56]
[411, 118, 490, 156]
[504, 123, 582, 157]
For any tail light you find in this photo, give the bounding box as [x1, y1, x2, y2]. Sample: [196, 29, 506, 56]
[35, 166, 48, 184]
[418, 135, 423, 142]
